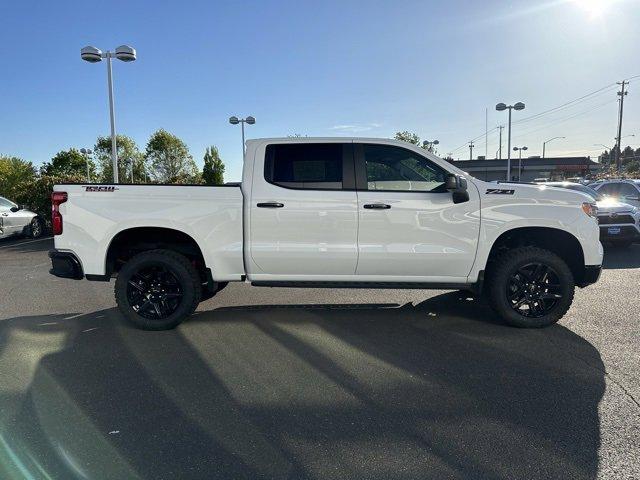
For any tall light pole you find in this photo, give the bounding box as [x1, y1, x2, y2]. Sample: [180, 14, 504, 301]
[81, 45, 137, 183]
[513, 146, 528, 181]
[498, 125, 504, 159]
[542, 136, 565, 159]
[422, 139, 439, 153]
[80, 148, 93, 182]
[468, 140, 475, 160]
[229, 116, 256, 157]
[496, 102, 525, 180]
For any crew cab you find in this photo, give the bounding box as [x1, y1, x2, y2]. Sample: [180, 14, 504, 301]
[49, 138, 603, 330]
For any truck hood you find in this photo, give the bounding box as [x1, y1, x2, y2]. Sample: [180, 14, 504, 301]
[473, 181, 595, 204]
[595, 198, 637, 214]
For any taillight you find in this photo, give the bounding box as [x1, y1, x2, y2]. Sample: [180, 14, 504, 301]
[51, 192, 67, 235]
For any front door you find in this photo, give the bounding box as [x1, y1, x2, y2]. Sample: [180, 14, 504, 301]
[354, 143, 480, 280]
[249, 141, 359, 277]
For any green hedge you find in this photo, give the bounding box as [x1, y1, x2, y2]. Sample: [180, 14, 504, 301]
[13, 174, 86, 227]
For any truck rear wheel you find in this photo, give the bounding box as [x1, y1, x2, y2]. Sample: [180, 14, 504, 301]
[487, 246, 575, 328]
[115, 249, 202, 330]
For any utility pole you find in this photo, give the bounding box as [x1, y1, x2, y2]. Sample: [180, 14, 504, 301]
[498, 125, 504, 159]
[614, 80, 628, 173]
[469, 141, 475, 160]
[485, 108, 488, 159]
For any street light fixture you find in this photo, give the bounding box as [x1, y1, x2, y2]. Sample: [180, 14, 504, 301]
[542, 136, 565, 159]
[80, 148, 93, 182]
[513, 146, 528, 181]
[422, 139, 439, 153]
[81, 44, 137, 183]
[496, 101, 525, 180]
[229, 116, 256, 157]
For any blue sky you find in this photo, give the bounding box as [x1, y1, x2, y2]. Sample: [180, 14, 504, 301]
[1, 0, 639, 180]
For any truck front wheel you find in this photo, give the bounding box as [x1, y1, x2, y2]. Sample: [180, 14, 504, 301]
[487, 246, 575, 328]
[115, 249, 202, 330]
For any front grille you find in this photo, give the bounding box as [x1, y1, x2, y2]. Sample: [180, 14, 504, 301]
[598, 214, 635, 225]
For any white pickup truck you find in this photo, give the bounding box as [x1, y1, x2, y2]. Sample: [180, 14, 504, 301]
[49, 137, 603, 330]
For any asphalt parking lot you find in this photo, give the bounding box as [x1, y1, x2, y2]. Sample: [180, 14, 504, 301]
[0, 236, 639, 480]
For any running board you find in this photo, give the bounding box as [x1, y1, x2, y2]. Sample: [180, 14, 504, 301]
[250, 281, 472, 290]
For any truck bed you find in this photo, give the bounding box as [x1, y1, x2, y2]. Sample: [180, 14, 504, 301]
[53, 184, 245, 280]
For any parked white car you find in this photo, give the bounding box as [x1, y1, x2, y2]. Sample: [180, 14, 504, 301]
[49, 137, 603, 330]
[0, 196, 44, 239]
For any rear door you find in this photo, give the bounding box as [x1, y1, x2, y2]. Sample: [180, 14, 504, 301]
[248, 141, 359, 277]
[354, 142, 480, 280]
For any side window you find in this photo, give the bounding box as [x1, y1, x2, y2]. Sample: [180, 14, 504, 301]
[0, 197, 15, 210]
[264, 143, 346, 190]
[363, 144, 447, 192]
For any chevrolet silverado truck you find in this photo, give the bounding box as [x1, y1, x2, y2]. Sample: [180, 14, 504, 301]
[49, 138, 603, 330]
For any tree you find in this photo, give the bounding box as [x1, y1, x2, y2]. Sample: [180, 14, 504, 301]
[394, 131, 421, 146]
[40, 149, 94, 179]
[0, 156, 37, 199]
[393, 131, 437, 154]
[145, 129, 199, 183]
[14, 173, 86, 226]
[202, 146, 225, 185]
[94, 135, 146, 183]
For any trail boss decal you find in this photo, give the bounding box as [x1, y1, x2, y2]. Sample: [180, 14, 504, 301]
[486, 188, 515, 195]
[84, 186, 119, 192]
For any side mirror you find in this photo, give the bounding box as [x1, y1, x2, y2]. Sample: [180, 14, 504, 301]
[445, 173, 467, 192]
[445, 174, 469, 204]
[10, 206, 19, 213]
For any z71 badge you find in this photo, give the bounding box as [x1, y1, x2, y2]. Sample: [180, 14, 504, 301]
[486, 188, 515, 195]
[84, 186, 119, 192]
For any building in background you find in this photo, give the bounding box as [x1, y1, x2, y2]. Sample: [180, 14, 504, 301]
[449, 156, 601, 182]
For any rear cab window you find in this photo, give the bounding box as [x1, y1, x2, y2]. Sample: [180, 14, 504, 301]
[264, 143, 354, 190]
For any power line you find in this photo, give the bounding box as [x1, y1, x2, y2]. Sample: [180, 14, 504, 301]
[512, 83, 617, 125]
[511, 99, 616, 141]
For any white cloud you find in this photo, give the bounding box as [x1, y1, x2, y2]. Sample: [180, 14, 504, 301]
[329, 123, 382, 133]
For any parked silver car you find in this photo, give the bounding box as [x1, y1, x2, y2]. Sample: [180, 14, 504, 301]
[541, 182, 640, 247]
[0, 196, 44, 239]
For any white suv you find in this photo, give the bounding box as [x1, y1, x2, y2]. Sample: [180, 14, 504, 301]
[593, 180, 640, 208]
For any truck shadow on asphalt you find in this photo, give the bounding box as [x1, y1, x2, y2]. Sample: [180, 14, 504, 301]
[0, 293, 605, 480]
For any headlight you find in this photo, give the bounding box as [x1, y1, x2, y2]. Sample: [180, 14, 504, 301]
[581, 202, 598, 218]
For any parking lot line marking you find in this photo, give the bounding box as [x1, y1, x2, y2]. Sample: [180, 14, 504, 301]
[0, 237, 52, 250]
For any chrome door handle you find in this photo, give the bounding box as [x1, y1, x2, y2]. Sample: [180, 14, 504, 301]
[363, 203, 391, 210]
[257, 202, 284, 208]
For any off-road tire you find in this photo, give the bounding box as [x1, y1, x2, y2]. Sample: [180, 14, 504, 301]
[115, 249, 202, 330]
[487, 246, 575, 328]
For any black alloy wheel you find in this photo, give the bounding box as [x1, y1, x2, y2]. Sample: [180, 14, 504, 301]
[487, 246, 575, 328]
[115, 249, 202, 330]
[506, 263, 562, 318]
[126, 265, 184, 319]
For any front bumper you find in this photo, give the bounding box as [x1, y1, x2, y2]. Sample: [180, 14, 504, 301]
[578, 265, 602, 288]
[599, 225, 640, 242]
[49, 249, 84, 280]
